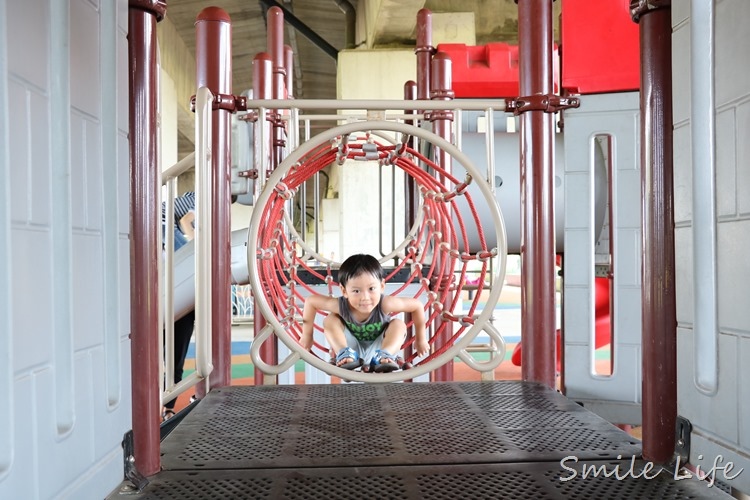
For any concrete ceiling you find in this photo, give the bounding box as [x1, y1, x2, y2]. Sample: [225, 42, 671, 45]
[162, 0, 561, 158]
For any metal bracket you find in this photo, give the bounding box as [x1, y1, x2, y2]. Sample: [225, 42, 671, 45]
[674, 415, 692, 464]
[190, 93, 248, 113]
[630, 0, 672, 23]
[120, 430, 149, 494]
[504, 94, 580, 115]
[238, 169, 259, 179]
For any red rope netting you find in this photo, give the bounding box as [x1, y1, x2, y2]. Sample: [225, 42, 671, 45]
[253, 134, 498, 367]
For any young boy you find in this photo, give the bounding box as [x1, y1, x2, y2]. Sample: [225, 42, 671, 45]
[300, 254, 429, 373]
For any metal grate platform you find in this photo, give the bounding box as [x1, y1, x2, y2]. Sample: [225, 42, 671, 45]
[120, 461, 731, 499]
[112, 381, 733, 499]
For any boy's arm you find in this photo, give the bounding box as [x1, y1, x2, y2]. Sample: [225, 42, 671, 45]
[384, 296, 429, 357]
[300, 295, 338, 350]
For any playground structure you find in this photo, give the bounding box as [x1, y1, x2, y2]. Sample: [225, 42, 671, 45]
[157, 3, 633, 421]
[7, 0, 749, 497]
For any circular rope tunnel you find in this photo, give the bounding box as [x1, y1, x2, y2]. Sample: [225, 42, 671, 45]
[248, 121, 508, 383]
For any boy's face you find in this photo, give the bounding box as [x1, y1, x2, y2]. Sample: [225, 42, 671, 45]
[341, 272, 385, 319]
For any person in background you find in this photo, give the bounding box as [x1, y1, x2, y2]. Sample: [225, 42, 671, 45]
[161, 191, 196, 421]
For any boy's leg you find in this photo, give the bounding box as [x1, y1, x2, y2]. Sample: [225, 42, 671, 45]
[323, 314, 359, 366]
[364, 319, 407, 372]
[380, 318, 407, 360]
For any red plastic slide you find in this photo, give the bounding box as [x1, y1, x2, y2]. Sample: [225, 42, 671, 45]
[511, 277, 611, 368]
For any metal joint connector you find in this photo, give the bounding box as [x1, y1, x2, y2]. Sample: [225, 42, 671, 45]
[630, 0, 671, 23]
[189, 93, 248, 113]
[505, 94, 580, 115]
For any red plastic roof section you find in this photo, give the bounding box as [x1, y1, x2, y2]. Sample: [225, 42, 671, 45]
[560, 0, 640, 94]
[437, 43, 559, 99]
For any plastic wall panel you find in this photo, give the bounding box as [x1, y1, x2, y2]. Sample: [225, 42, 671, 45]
[73, 234, 105, 350]
[70, 114, 104, 231]
[715, 1, 750, 108]
[715, 109, 736, 218]
[117, 134, 130, 232]
[6, 0, 48, 90]
[1, 0, 132, 497]
[612, 287, 641, 344]
[70, 0, 100, 117]
[612, 228, 640, 286]
[1, 376, 35, 498]
[674, 227, 694, 325]
[561, 287, 593, 345]
[8, 83, 52, 225]
[738, 102, 750, 215]
[564, 174, 592, 228]
[677, 330, 739, 442]
[672, 125, 692, 224]
[674, 4, 750, 487]
[613, 170, 640, 229]
[85, 121, 103, 230]
[7, 81, 29, 221]
[562, 92, 642, 424]
[741, 337, 750, 450]
[563, 230, 592, 287]
[36, 361, 93, 500]
[717, 220, 750, 331]
[12, 229, 54, 371]
[671, 24, 691, 126]
[564, 344, 640, 401]
[0, 0, 11, 479]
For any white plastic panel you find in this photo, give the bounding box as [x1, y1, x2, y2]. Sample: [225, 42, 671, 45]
[562, 92, 642, 425]
[0, 0, 11, 478]
[0, 1, 132, 498]
[674, 1, 750, 494]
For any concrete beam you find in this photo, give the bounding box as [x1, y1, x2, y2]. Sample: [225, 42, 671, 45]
[157, 16, 196, 156]
[365, 0, 426, 47]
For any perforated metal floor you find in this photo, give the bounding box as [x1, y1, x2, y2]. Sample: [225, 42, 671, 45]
[113, 382, 733, 499]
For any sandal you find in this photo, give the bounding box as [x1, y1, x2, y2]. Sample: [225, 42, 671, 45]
[370, 349, 399, 373]
[335, 347, 361, 370]
[162, 409, 175, 422]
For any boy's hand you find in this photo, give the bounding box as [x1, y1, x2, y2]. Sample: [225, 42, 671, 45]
[414, 338, 430, 357]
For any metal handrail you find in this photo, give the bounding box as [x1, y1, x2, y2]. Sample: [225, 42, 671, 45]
[160, 87, 214, 407]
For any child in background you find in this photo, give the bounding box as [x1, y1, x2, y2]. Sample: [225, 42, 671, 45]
[301, 254, 429, 373]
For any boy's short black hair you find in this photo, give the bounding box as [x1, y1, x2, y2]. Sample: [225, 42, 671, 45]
[338, 254, 384, 287]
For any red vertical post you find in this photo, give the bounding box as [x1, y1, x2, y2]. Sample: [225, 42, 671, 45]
[196, 7, 233, 389]
[631, 0, 676, 464]
[252, 52, 276, 385]
[430, 53, 455, 382]
[128, 0, 166, 477]
[415, 9, 434, 101]
[517, 0, 557, 388]
[268, 6, 287, 167]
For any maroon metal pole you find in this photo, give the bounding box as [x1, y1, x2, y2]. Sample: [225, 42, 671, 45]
[252, 52, 277, 385]
[128, 0, 166, 477]
[430, 52, 455, 382]
[517, 0, 557, 388]
[415, 9, 434, 101]
[631, 0, 676, 464]
[196, 7, 233, 389]
[268, 6, 287, 167]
